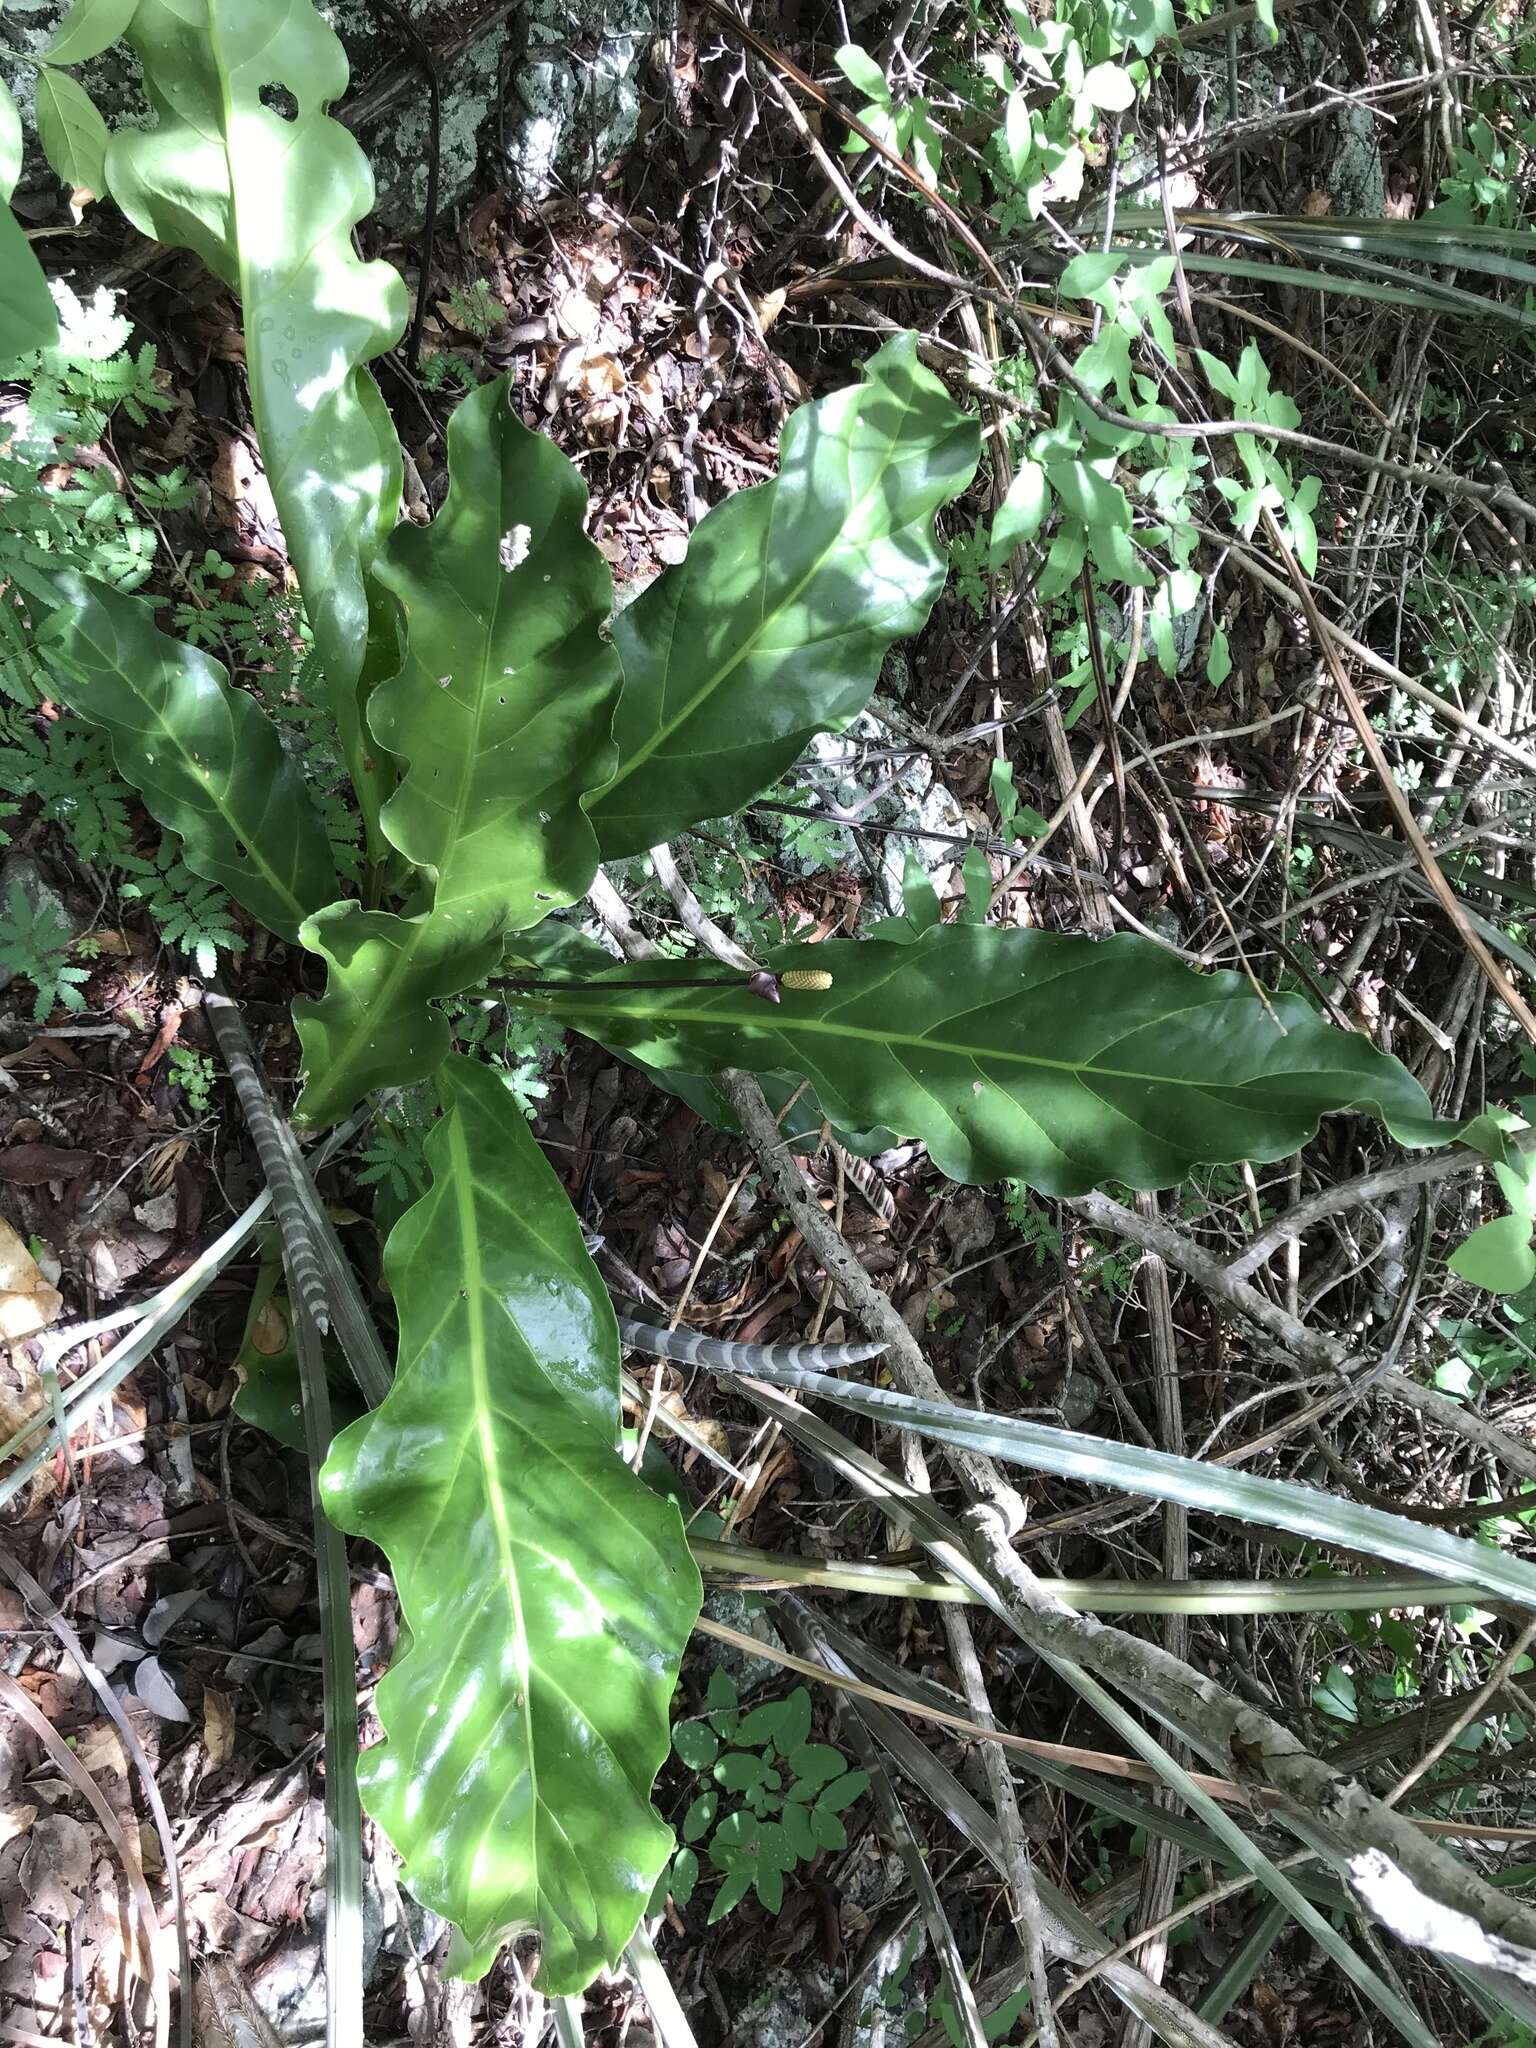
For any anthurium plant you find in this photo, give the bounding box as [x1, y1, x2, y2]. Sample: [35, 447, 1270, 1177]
[4, 0, 1462, 1994]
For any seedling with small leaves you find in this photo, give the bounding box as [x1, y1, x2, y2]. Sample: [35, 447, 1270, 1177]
[168, 1045, 217, 1114]
[662, 1672, 869, 1921]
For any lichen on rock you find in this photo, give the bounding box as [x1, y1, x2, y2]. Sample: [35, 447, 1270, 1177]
[1, 0, 667, 232]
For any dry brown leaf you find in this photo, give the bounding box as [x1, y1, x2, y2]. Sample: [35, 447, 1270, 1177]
[0, 1215, 63, 1341]
[554, 288, 600, 341]
[20, 1812, 91, 1919]
[249, 1299, 289, 1358]
[87, 927, 138, 960]
[0, 1803, 37, 1850]
[0, 1356, 44, 1453]
[630, 364, 665, 422]
[73, 1723, 131, 1781]
[202, 1689, 236, 1770]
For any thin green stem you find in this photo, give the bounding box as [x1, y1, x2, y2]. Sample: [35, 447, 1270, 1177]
[688, 1539, 1491, 1614]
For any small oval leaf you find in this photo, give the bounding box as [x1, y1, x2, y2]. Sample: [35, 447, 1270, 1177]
[34, 68, 109, 195]
[44, 0, 140, 64]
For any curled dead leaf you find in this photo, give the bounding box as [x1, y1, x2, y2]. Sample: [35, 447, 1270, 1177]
[0, 1216, 63, 1341]
[73, 1722, 131, 1781]
[202, 1688, 236, 1770]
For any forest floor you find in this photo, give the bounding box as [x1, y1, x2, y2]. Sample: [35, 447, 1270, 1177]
[4, 3, 1536, 2047]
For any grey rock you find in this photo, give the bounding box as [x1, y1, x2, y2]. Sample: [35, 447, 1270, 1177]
[735, 1963, 840, 2048]
[1326, 102, 1387, 218]
[846, 1922, 926, 2047]
[248, 1845, 439, 2043]
[1, 0, 666, 232]
[695, 1587, 787, 1695]
[0, 850, 83, 942]
[497, 0, 659, 205]
[1057, 1365, 1100, 1430]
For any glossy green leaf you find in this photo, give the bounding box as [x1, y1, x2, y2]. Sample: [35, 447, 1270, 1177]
[320, 1057, 701, 1988]
[370, 377, 619, 932]
[296, 381, 617, 1124]
[817, 1769, 869, 1812]
[588, 333, 980, 857]
[1449, 1215, 1536, 1295]
[673, 1722, 719, 1771]
[39, 570, 337, 939]
[667, 1847, 699, 1909]
[1060, 251, 1125, 298]
[988, 459, 1049, 569]
[810, 1807, 847, 1852]
[0, 79, 22, 194]
[1081, 62, 1136, 111]
[44, 0, 139, 64]
[529, 926, 1437, 1195]
[706, 1666, 740, 1735]
[1207, 624, 1232, 686]
[682, 1792, 716, 1842]
[34, 68, 109, 193]
[716, 1752, 769, 1793]
[0, 82, 57, 359]
[108, 0, 408, 847]
[835, 44, 890, 103]
[787, 1743, 845, 1789]
[293, 904, 503, 1128]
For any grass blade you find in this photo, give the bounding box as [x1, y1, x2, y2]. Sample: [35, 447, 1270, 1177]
[723, 1366, 1536, 1611]
[689, 1539, 1489, 1613]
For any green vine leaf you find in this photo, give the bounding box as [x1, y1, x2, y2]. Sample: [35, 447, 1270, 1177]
[587, 332, 980, 858]
[293, 904, 503, 1128]
[38, 570, 338, 939]
[106, 0, 408, 850]
[529, 926, 1439, 1195]
[320, 1055, 700, 1988]
[369, 376, 619, 932]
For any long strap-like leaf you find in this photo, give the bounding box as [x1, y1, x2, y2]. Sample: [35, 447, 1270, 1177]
[528, 926, 1444, 1193]
[106, 0, 407, 853]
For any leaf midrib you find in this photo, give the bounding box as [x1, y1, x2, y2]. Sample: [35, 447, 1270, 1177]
[449, 1104, 540, 1845]
[596, 371, 930, 809]
[62, 609, 311, 930]
[547, 990, 1298, 1092]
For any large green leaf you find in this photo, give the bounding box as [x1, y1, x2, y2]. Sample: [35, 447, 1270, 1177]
[293, 904, 502, 1128]
[320, 1056, 700, 1988]
[525, 926, 1438, 1194]
[294, 384, 619, 1126]
[106, 0, 407, 849]
[586, 333, 980, 858]
[0, 81, 58, 360]
[38, 570, 337, 939]
[370, 377, 619, 932]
